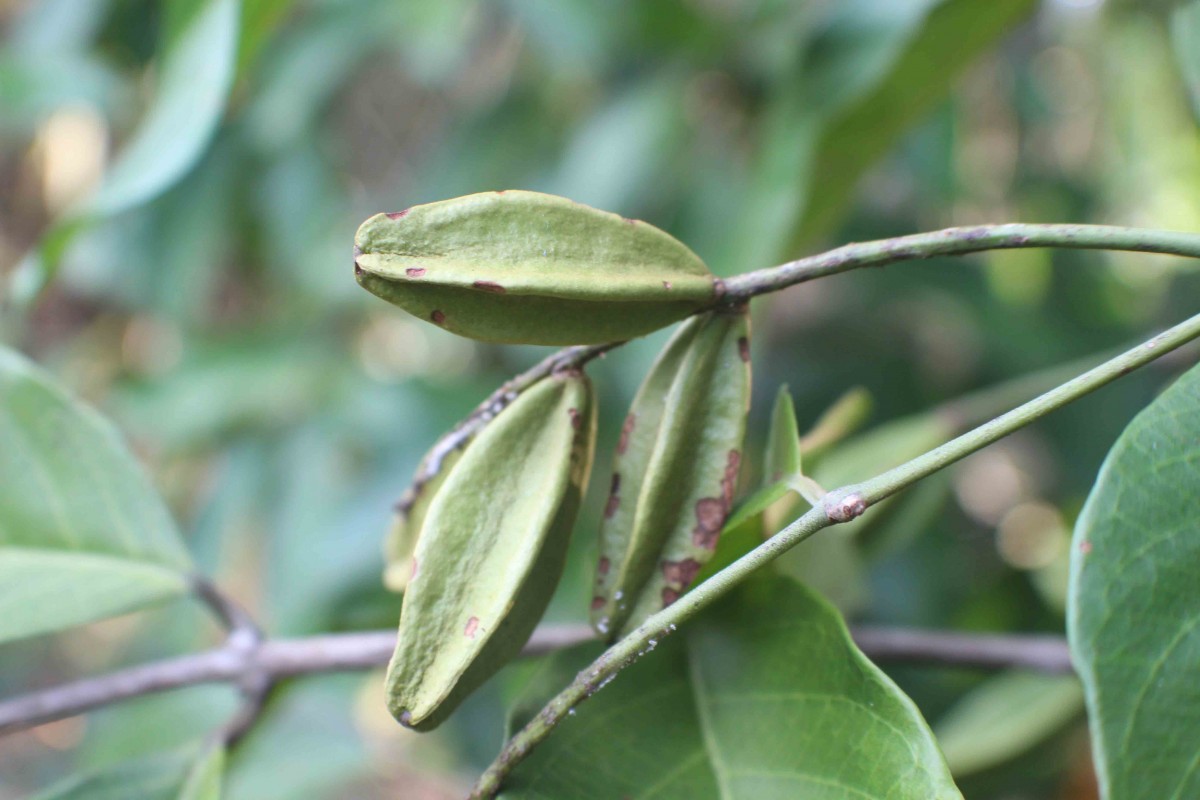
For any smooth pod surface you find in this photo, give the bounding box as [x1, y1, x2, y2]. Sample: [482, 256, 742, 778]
[592, 309, 751, 638]
[385, 371, 596, 730]
[353, 191, 718, 345]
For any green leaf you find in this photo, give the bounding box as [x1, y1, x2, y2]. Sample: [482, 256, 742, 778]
[503, 575, 961, 799]
[1172, 2, 1200, 124]
[32, 742, 224, 800]
[0, 348, 191, 644]
[10, 0, 240, 304]
[1068, 361, 1200, 800]
[763, 384, 802, 483]
[935, 672, 1083, 778]
[353, 190, 718, 345]
[793, 0, 1038, 245]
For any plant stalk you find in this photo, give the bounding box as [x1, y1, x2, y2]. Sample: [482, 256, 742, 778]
[469, 309, 1200, 798]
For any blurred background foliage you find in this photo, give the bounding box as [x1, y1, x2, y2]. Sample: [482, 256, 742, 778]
[1, 0, 1199, 797]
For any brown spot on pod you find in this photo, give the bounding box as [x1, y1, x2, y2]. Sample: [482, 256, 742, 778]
[464, 616, 480, 638]
[692, 497, 726, 550]
[713, 278, 727, 299]
[737, 337, 750, 363]
[617, 414, 636, 455]
[1080, 540, 1092, 555]
[472, 280, 507, 294]
[604, 494, 620, 519]
[568, 407, 582, 429]
[406, 267, 426, 278]
[661, 558, 702, 588]
[386, 209, 410, 220]
[661, 588, 681, 607]
[410, 558, 419, 581]
[721, 450, 742, 507]
[663, 280, 673, 290]
[431, 310, 446, 325]
[591, 596, 607, 611]
[597, 556, 611, 576]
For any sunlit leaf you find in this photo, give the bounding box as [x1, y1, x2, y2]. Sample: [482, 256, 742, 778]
[0, 348, 191, 643]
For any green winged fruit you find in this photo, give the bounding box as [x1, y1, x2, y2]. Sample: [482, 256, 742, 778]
[592, 308, 751, 638]
[353, 191, 720, 345]
[382, 442, 467, 593]
[385, 369, 596, 730]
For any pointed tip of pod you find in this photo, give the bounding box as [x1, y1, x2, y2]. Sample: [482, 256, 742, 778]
[398, 710, 414, 728]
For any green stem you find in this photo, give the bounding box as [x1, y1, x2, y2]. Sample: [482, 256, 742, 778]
[723, 223, 1200, 300]
[469, 309, 1200, 798]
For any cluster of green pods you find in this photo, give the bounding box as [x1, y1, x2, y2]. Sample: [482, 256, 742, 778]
[362, 191, 751, 729]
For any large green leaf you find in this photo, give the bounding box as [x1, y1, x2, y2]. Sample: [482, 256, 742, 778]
[503, 575, 961, 799]
[32, 742, 223, 800]
[1068, 362, 1200, 800]
[9, 0, 240, 304]
[0, 348, 192, 643]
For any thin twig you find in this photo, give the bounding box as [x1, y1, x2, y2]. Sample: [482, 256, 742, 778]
[190, 577, 269, 745]
[0, 625, 596, 738]
[469, 312, 1200, 798]
[401, 224, 1200, 511]
[722, 223, 1200, 300]
[850, 627, 1073, 673]
[0, 623, 1077, 738]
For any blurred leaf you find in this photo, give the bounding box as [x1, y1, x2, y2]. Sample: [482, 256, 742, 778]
[1068, 361, 1200, 800]
[503, 575, 961, 799]
[935, 672, 1083, 777]
[225, 677, 370, 800]
[797, 386, 873, 460]
[89, 0, 239, 216]
[32, 741, 224, 800]
[0, 51, 120, 134]
[1171, 1, 1200, 123]
[0, 348, 191, 644]
[11, 0, 240, 304]
[794, 0, 1037, 244]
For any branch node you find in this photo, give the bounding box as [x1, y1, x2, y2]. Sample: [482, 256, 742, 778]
[823, 490, 867, 523]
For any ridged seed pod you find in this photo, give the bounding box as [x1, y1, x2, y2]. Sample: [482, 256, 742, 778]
[353, 191, 720, 345]
[591, 309, 751, 638]
[382, 444, 466, 593]
[385, 370, 596, 730]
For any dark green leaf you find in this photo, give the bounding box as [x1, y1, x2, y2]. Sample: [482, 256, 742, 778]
[504, 575, 961, 799]
[1068, 361, 1200, 800]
